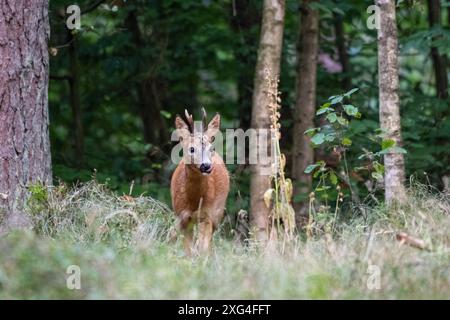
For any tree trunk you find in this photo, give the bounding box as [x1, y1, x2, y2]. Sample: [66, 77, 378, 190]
[67, 30, 84, 165]
[0, 0, 52, 231]
[334, 13, 351, 91]
[125, 9, 168, 147]
[427, 0, 448, 99]
[250, 0, 285, 241]
[427, 0, 450, 188]
[376, 0, 407, 205]
[292, 0, 319, 225]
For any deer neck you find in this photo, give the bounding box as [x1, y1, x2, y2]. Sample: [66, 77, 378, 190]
[184, 164, 210, 199]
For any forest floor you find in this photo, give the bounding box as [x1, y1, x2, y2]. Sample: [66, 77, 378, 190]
[0, 181, 449, 299]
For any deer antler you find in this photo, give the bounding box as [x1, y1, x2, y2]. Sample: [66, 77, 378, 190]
[201, 107, 207, 132]
[184, 109, 194, 133]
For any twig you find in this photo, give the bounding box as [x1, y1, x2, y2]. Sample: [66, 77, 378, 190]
[396, 232, 430, 251]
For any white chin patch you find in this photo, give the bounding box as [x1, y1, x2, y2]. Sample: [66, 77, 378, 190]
[201, 172, 210, 176]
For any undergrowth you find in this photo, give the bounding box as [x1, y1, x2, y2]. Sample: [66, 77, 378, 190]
[0, 180, 448, 299]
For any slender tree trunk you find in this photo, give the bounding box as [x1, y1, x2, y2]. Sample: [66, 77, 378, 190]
[138, 78, 169, 146]
[125, 10, 168, 147]
[292, 0, 319, 225]
[250, 0, 285, 241]
[0, 0, 52, 231]
[334, 13, 351, 91]
[67, 30, 84, 165]
[427, 0, 448, 99]
[376, 0, 407, 205]
[427, 0, 450, 188]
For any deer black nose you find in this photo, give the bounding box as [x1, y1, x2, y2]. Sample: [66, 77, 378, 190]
[200, 163, 212, 173]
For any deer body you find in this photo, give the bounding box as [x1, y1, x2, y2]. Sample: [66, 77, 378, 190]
[171, 109, 229, 255]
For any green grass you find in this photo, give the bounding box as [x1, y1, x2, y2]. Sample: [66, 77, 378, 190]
[0, 181, 449, 299]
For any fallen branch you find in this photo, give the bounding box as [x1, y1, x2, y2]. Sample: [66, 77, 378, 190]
[396, 232, 430, 251]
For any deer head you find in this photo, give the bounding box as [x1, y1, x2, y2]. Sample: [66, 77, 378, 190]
[175, 108, 221, 175]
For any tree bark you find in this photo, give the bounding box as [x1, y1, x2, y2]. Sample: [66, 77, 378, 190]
[427, 0, 448, 99]
[292, 0, 319, 225]
[0, 0, 52, 231]
[376, 0, 407, 205]
[250, 0, 285, 241]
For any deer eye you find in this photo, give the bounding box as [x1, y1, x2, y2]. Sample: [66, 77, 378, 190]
[189, 147, 195, 154]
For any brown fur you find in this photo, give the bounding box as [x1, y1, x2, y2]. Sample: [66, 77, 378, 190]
[170, 110, 230, 255]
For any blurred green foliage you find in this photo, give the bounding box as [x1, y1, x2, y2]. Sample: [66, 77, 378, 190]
[48, 0, 450, 217]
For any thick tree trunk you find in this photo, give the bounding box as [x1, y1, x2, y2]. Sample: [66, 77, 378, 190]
[0, 0, 52, 231]
[376, 0, 407, 205]
[427, 0, 448, 99]
[250, 0, 285, 241]
[292, 0, 319, 225]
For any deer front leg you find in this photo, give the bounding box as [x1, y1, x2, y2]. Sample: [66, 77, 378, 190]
[177, 210, 194, 257]
[198, 218, 214, 254]
[182, 224, 194, 257]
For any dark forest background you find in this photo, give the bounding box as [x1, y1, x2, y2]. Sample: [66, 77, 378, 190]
[48, 0, 450, 217]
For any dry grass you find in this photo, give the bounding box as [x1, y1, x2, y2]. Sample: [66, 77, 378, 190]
[0, 180, 448, 299]
[27, 180, 174, 247]
[263, 66, 296, 243]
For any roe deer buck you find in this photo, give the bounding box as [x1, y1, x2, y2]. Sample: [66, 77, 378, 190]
[171, 109, 229, 255]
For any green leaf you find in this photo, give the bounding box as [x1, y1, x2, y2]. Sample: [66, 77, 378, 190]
[378, 146, 407, 155]
[373, 161, 384, 174]
[311, 133, 325, 145]
[332, 7, 345, 16]
[326, 112, 338, 123]
[342, 137, 352, 146]
[330, 96, 343, 105]
[304, 164, 319, 174]
[316, 102, 332, 116]
[389, 146, 407, 154]
[386, 146, 407, 153]
[316, 107, 331, 115]
[329, 171, 338, 185]
[337, 116, 348, 126]
[304, 127, 319, 136]
[325, 133, 336, 142]
[371, 172, 383, 181]
[160, 110, 171, 119]
[344, 88, 359, 96]
[151, 163, 162, 169]
[358, 153, 367, 160]
[343, 104, 358, 116]
[381, 139, 395, 150]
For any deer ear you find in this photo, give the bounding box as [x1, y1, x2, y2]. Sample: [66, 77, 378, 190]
[175, 115, 190, 141]
[205, 113, 220, 141]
